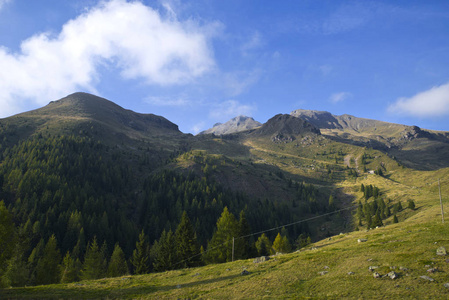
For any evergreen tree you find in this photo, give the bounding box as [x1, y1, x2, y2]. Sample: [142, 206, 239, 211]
[175, 211, 200, 268]
[1, 243, 29, 287]
[393, 214, 399, 223]
[328, 195, 335, 211]
[235, 210, 251, 260]
[255, 233, 272, 256]
[131, 230, 150, 274]
[206, 207, 239, 263]
[82, 237, 106, 280]
[35, 234, 61, 285]
[27, 238, 45, 285]
[295, 233, 311, 250]
[60, 251, 81, 283]
[108, 243, 129, 277]
[0, 200, 15, 274]
[407, 200, 416, 210]
[152, 229, 177, 272]
[371, 211, 383, 228]
[272, 233, 291, 253]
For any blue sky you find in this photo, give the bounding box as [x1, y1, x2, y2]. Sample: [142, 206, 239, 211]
[0, 0, 449, 133]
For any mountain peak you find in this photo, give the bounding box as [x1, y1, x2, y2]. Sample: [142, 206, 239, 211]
[199, 115, 262, 135]
[253, 114, 320, 142]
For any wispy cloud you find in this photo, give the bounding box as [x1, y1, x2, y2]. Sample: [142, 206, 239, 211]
[209, 100, 256, 120]
[0, 0, 11, 11]
[145, 96, 190, 107]
[0, 0, 217, 117]
[191, 121, 206, 135]
[388, 82, 449, 117]
[241, 31, 263, 54]
[329, 92, 352, 104]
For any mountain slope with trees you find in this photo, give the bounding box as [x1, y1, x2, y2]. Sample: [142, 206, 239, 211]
[0, 92, 448, 295]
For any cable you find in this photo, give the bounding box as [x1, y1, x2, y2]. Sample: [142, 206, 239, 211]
[169, 203, 359, 269]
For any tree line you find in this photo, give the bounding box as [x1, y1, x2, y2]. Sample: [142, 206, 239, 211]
[0, 135, 330, 287]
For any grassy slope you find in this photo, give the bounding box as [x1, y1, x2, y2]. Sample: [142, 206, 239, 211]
[2, 134, 449, 299]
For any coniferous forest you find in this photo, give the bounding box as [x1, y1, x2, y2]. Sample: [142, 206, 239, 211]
[0, 134, 330, 286]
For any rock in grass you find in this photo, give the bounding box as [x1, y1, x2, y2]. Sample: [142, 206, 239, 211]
[241, 270, 250, 276]
[368, 266, 379, 271]
[318, 271, 328, 276]
[444, 283, 449, 288]
[347, 272, 355, 275]
[358, 239, 367, 243]
[420, 275, 435, 282]
[436, 246, 447, 256]
[373, 272, 381, 278]
[253, 256, 270, 263]
[388, 271, 399, 279]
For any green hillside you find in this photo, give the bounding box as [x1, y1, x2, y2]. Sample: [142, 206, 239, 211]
[1, 93, 448, 298]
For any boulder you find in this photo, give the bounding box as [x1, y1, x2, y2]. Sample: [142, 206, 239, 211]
[318, 271, 328, 276]
[420, 275, 434, 282]
[347, 272, 355, 275]
[358, 239, 367, 243]
[373, 272, 381, 278]
[388, 271, 399, 279]
[368, 266, 379, 272]
[437, 246, 447, 256]
[253, 256, 270, 264]
[241, 270, 250, 276]
[444, 283, 449, 289]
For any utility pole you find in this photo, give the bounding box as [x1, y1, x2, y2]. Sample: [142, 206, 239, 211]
[232, 237, 235, 262]
[439, 178, 444, 224]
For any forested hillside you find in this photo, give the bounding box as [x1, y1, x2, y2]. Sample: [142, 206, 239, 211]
[0, 112, 332, 287]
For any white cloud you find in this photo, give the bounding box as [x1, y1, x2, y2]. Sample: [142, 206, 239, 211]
[0, 0, 216, 117]
[209, 100, 256, 120]
[388, 82, 449, 117]
[329, 92, 352, 103]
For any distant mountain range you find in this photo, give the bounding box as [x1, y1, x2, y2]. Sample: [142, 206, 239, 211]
[199, 115, 261, 135]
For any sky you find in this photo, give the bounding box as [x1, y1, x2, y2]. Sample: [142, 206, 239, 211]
[0, 0, 449, 134]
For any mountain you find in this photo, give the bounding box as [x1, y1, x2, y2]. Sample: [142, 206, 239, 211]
[291, 109, 449, 170]
[199, 115, 261, 135]
[251, 114, 320, 142]
[2, 92, 449, 297]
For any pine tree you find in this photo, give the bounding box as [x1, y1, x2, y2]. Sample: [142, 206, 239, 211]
[255, 233, 272, 256]
[272, 233, 291, 254]
[82, 237, 106, 280]
[152, 229, 177, 272]
[407, 200, 416, 210]
[131, 230, 150, 274]
[393, 214, 399, 223]
[1, 243, 29, 287]
[175, 211, 200, 268]
[60, 251, 81, 283]
[206, 207, 239, 263]
[235, 210, 251, 260]
[0, 200, 15, 273]
[108, 243, 128, 277]
[35, 234, 62, 285]
[371, 211, 383, 228]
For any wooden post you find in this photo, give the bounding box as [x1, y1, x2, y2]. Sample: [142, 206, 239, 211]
[439, 179, 445, 224]
[232, 237, 235, 262]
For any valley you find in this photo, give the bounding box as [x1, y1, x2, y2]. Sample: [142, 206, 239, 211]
[0, 92, 448, 298]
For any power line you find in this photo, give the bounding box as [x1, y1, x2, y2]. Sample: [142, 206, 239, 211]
[170, 203, 359, 269]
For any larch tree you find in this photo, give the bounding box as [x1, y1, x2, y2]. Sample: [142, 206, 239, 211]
[131, 230, 150, 275]
[175, 211, 201, 268]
